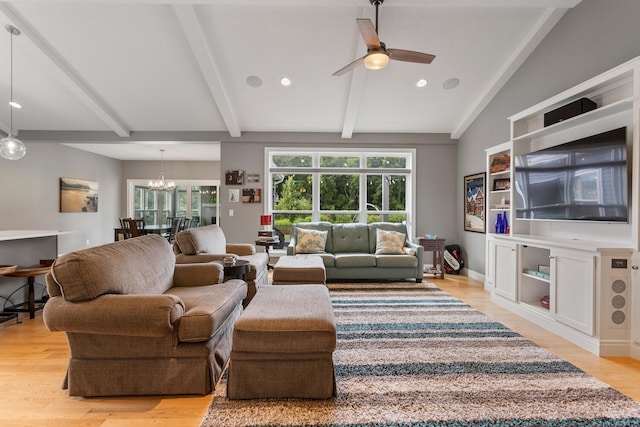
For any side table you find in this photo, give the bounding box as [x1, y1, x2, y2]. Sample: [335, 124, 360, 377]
[0, 264, 19, 324]
[5, 264, 51, 319]
[255, 240, 279, 269]
[418, 237, 446, 279]
[223, 259, 250, 280]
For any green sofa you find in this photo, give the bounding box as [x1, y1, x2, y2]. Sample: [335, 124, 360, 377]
[287, 222, 423, 283]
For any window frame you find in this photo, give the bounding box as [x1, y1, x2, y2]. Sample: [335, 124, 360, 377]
[265, 147, 416, 237]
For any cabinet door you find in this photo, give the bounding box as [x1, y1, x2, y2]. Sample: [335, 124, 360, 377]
[494, 240, 517, 301]
[485, 237, 496, 290]
[552, 248, 595, 335]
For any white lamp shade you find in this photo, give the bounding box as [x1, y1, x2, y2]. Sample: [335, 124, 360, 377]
[0, 135, 26, 160]
[364, 51, 390, 70]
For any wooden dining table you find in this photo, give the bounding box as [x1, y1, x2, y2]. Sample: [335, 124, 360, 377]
[114, 224, 172, 241]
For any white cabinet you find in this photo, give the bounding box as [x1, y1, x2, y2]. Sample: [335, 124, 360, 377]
[488, 235, 631, 355]
[552, 248, 595, 335]
[494, 239, 517, 301]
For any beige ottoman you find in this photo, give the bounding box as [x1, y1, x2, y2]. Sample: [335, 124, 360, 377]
[227, 285, 337, 399]
[272, 254, 326, 285]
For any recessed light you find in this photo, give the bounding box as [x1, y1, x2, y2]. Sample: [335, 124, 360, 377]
[9, 101, 21, 109]
[280, 77, 292, 87]
[415, 79, 428, 88]
[443, 78, 460, 90]
[246, 75, 262, 88]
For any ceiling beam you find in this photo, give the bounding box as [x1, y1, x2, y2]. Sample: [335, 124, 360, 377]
[451, 7, 569, 139]
[0, 3, 131, 137]
[173, 4, 242, 138]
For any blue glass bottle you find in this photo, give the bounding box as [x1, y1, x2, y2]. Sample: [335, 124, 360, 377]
[502, 212, 509, 234]
[495, 213, 502, 233]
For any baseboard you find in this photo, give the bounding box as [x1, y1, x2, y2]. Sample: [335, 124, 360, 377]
[464, 268, 484, 283]
[598, 340, 631, 357]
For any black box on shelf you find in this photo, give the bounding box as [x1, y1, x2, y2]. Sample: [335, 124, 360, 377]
[543, 97, 597, 127]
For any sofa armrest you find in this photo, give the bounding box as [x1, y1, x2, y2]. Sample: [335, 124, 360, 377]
[173, 262, 224, 287]
[175, 253, 234, 264]
[406, 241, 424, 259]
[287, 241, 296, 255]
[227, 243, 255, 256]
[43, 294, 185, 337]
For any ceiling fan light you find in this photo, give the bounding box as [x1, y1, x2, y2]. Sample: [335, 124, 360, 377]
[364, 51, 389, 70]
[0, 135, 27, 160]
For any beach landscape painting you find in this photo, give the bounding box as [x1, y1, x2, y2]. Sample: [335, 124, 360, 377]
[60, 178, 99, 213]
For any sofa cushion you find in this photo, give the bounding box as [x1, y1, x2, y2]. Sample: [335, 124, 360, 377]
[291, 222, 333, 253]
[167, 280, 247, 343]
[375, 229, 406, 254]
[295, 228, 328, 254]
[376, 254, 419, 268]
[334, 253, 376, 268]
[368, 222, 409, 253]
[175, 225, 226, 255]
[332, 223, 369, 254]
[51, 234, 175, 302]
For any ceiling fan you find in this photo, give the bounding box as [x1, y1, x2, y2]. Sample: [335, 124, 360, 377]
[333, 0, 436, 76]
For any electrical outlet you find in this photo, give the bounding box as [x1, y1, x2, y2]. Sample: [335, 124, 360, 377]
[229, 209, 234, 217]
[86, 239, 90, 246]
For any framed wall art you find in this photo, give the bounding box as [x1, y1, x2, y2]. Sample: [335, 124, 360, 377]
[60, 178, 99, 213]
[228, 188, 240, 203]
[225, 170, 244, 185]
[247, 174, 259, 183]
[242, 188, 261, 203]
[464, 172, 485, 233]
[493, 178, 511, 191]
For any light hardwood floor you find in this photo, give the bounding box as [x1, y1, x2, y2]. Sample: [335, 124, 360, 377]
[1, 274, 639, 427]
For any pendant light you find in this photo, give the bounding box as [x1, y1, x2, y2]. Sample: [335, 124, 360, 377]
[148, 149, 175, 192]
[0, 24, 26, 161]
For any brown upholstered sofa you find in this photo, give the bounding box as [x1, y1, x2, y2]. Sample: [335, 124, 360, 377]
[43, 234, 247, 397]
[173, 225, 269, 304]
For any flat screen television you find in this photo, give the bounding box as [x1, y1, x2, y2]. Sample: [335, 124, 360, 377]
[514, 127, 628, 222]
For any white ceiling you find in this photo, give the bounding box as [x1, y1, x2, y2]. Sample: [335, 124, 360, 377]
[0, 0, 582, 161]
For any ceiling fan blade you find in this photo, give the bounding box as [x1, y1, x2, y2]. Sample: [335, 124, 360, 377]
[387, 48, 435, 64]
[356, 18, 380, 48]
[332, 56, 365, 76]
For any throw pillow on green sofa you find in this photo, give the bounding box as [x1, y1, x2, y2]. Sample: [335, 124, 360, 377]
[375, 229, 406, 255]
[296, 228, 328, 254]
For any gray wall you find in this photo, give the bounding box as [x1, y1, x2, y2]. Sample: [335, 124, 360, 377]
[0, 143, 121, 254]
[218, 133, 459, 246]
[457, 0, 640, 276]
[0, 143, 220, 254]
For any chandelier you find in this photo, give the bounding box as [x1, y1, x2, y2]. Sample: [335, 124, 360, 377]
[0, 25, 26, 161]
[148, 149, 175, 192]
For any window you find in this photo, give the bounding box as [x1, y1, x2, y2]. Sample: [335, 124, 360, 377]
[266, 148, 415, 243]
[127, 180, 219, 226]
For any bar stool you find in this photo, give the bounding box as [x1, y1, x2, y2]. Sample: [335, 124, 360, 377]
[0, 264, 19, 324]
[5, 264, 51, 319]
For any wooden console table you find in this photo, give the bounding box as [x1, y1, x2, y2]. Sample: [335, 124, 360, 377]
[418, 237, 446, 279]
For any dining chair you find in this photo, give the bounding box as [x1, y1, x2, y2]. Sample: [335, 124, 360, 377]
[121, 218, 145, 239]
[167, 217, 183, 243]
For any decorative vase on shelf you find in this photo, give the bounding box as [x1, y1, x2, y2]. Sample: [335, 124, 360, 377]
[502, 212, 509, 234]
[495, 213, 502, 234]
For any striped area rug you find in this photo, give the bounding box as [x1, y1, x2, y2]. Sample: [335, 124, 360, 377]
[200, 282, 640, 427]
